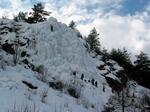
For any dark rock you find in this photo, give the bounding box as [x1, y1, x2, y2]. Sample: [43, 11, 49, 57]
[22, 59, 29, 65]
[97, 64, 106, 70]
[22, 80, 38, 89]
[67, 87, 79, 98]
[21, 51, 26, 57]
[2, 43, 15, 54]
[72, 71, 76, 76]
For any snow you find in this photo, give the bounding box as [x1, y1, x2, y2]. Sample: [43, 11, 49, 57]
[1, 16, 149, 112]
[0, 17, 113, 112]
[106, 73, 120, 81]
[0, 66, 88, 112]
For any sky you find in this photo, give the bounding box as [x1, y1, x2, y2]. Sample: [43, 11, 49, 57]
[0, 0, 150, 57]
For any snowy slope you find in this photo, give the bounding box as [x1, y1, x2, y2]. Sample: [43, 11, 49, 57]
[1, 17, 150, 112]
[0, 65, 94, 112]
[0, 18, 112, 112]
[104, 80, 150, 112]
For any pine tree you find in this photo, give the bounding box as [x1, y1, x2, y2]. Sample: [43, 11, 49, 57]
[69, 21, 76, 29]
[110, 48, 131, 68]
[27, 2, 51, 23]
[134, 52, 150, 72]
[14, 12, 27, 22]
[101, 48, 110, 62]
[86, 28, 101, 54]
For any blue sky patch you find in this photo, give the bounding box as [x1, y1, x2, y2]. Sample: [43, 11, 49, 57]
[120, 0, 150, 15]
[0, 1, 11, 8]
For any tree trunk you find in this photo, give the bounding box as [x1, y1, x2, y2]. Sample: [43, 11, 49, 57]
[122, 88, 125, 112]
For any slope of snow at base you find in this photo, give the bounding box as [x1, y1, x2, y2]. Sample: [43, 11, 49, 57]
[0, 66, 92, 112]
[0, 17, 113, 112]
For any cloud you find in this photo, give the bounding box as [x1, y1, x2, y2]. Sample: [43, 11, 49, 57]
[77, 14, 150, 55]
[45, 0, 122, 24]
[0, 0, 150, 57]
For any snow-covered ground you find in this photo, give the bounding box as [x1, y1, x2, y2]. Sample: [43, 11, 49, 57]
[0, 18, 113, 112]
[0, 65, 93, 112]
[0, 17, 149, 112]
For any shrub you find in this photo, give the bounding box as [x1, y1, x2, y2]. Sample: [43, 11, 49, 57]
[35, 65, 45, 74]
[7, 103, 39, 112]
[35, 65, 47, 82]
[49, 81, 64, 91]
[2, 42, 15, 54]
[102, 106, 115, 112]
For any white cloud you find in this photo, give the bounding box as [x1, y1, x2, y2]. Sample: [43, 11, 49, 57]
[77, 14, 150, 56]
[0, 0, 150, 56]
[46, 0, 122, 23]
[9, 0, 22, 10]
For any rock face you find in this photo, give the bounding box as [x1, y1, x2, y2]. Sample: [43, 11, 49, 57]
[0, 18, 112, 112]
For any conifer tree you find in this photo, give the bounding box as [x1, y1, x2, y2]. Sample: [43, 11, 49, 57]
[101, 48, 110, 62]
[27, 2, 51, 23]
[134, 52, 150, 72]
[110, 48, 131, 68]
[69, 21, 76, 29]
[14, 12, 27, 22]
[86, 28, 101, 54]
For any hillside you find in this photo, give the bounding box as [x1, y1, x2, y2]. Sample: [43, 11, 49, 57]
[0, 18, 150, 112]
